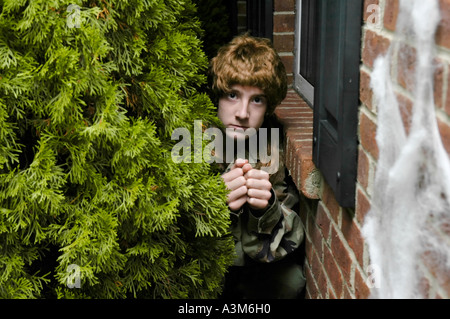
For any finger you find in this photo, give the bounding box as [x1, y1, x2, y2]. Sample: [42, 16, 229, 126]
[244, 168, 270, 181]
[226, 175, 247, 191]
[247, 188, 272, 201]
[221, 167, 244, 183]
[247, 197, 269, 210]
[242, 163, 253, 174]
[232, 158, 248, 169]
[246, 178, 272, 191]
[227, 185, 248, 203]
[228, 195, 248, 212]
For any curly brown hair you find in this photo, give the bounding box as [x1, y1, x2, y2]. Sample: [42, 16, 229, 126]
[209, 34, 287, 115]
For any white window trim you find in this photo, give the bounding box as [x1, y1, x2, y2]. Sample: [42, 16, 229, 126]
[294, 0, 314, 106]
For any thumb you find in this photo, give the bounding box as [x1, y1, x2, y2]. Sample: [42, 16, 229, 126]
[232, 158, 248, 169]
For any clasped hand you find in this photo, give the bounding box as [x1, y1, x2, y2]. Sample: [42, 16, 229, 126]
[221, 158, 272, 212]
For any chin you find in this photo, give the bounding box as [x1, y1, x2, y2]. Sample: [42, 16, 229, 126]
[225, 130, 256, 141]
[224, 126, 257, 140]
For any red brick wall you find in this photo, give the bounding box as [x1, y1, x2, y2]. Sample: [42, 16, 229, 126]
[359, 0, 450, 299]
[273, 0, 295, 86]
[273, 0, 450, 299]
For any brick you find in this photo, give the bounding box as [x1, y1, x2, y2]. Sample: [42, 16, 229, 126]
[417, 269, 431, 299]
[273, 33, 294, 53]
[433, 59, 445, 109]
[446, 68, 450, 116]
[275, 107, 313, 120]
[359, 70, 373, 111]
[282, 111, 313, 119]
[363, 0, 380, 23]
[305, 288, 312, 299]
[321, 181, 341, 223]
[310, 248, 326, 298]
[359, 111, 379, 160]
[274, 0, 295, 12]
[323, 245, 343, 297]
[441, 219, 450, 237]
[356, 187, 371, 226]
[328, 286, 337, 299]
[437, 118, 450, 157]
[284, 138, 319, 199]
[283, 120, 312, 129]
[309, 218, 324, 259]
[276, 102, 311, 110]
[316, 272, 328, 299]
[341, 212, 365, 266]
[274, 92, 319, 198]
[285, 90, 303, 100]
[357, 148, 370, 190]
[395, 92, 413, 135]
[280, 54, 294, 74]
[286, 131, 312, 143]
[276, 115, 312, 125]
[354, 268, 371, 299]
[397, 43, 417, 92]
[316, 202, 331, 240]
[304, 262, 318, 299]
[330, 227, 353, 283]
[384, 0, 399, 31]
[342, 285, 353, 299]
[273, 14, 295, 33]
[436, 0, 450, 49]
[362, 29, 390, 68]
[304, 232, 314, 260]
[286, 74, 294, 87]
[421, 250, 450, 297]
[285, 126, 313, 136]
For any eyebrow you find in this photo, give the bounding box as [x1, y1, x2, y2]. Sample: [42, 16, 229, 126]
[252, 94, 267, 100]
[225, 86, 267, 100]
[229, 88, 266, 96]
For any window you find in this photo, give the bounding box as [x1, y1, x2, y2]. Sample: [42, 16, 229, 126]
[294, 0, 317, 106]
[226, 0, 273, 40]
[247, 0, 273, 40]
[295, 0, 363, 207]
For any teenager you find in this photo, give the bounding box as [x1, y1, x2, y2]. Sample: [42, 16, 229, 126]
[209, 34, 306, 299]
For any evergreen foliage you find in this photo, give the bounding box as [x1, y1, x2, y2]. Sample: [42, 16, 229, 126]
[0, 0, 235, 298]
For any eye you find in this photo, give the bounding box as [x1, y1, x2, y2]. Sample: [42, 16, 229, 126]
[252, 96, 265, 104]
[227, 92, 238, 100]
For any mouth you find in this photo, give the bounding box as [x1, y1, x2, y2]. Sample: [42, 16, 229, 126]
[227, 124, 249, 130]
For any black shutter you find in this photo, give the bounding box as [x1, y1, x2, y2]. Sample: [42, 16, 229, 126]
[313, 0, 363, 208]
[247, 0, 273, 40]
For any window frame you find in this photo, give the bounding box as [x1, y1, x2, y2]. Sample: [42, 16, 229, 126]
[247, 0, 273, 40]
[294, 0, 315, 106]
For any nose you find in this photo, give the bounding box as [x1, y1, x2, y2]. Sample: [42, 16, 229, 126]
[236, 100, 249, 119]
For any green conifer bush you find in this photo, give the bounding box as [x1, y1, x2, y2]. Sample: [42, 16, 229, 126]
[0, 0, 235, 298]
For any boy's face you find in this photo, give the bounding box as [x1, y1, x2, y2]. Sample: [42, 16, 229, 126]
[217, 85, 267, 140]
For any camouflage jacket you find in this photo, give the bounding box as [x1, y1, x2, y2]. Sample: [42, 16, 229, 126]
[222, 160, 304, 266]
